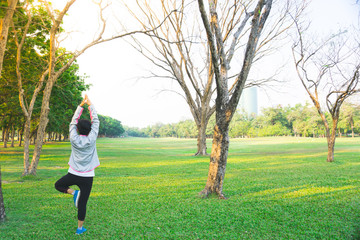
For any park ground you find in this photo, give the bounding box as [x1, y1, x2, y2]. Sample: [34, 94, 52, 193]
[0, 137, 359, 239]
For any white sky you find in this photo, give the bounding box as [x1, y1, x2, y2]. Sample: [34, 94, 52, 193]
[52, 0, 359, 128]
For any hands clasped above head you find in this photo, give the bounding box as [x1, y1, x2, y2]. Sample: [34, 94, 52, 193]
[80, 94, 92, 107]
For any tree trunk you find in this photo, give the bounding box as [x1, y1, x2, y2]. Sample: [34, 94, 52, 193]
[10, 125, 15, 147]
[22, 118, 31, 176]
[3, 128, 8, 148]
[327, 128, 336, 162]
[195, 122, 208, 156]
[199, 123, 229, 199]
[0, 0, 18, 78]
[326, 120, 338, 162]
[18, 129, 23, 147]
[0, 166, 5, 221]
[28, 78, 53, 175]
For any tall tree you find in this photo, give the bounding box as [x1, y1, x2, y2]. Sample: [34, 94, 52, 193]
[0, 0, 18, 78]
[0, 0, 19, 220]
[197, 0, 273, 198]
[292, 22, 360, 162]
[196, 0, 304, 198]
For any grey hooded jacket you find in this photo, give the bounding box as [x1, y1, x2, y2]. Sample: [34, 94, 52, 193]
[68, 105, 100, 173]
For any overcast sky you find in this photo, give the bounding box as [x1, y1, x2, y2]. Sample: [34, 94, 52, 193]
[52, 0, 359, 128]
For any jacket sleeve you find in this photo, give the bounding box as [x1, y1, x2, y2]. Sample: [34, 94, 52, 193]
[88, 104, 99, 140]
[69, 106, 84, 141]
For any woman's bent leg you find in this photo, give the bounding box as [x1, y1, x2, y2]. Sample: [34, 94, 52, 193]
[55, 173, 77, 193]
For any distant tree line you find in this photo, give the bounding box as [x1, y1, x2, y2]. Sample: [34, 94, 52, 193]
[98, 115, 125, 138]
[125, 102, 360, 138]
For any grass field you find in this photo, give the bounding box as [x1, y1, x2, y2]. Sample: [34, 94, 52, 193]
[0, 137, 359, 239]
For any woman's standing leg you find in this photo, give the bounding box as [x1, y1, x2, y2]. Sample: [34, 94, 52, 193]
[55, 173, 93, 234]
[76, 176, 93, 229]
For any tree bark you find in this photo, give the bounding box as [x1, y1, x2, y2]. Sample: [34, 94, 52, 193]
[0, 165, 6, 221]
[199, 123, 229, 199]
[326, 120, 338, 162]
[327, 134, 335, 162]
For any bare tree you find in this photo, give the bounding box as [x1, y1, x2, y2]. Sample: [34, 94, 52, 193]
[124, 0, 297, 156]
[292, 21, 360, 162]
[15, 0, 169, 176]
[196, 0, 273, 198]
[123, 0, 216, 155]
[196, 0, 305, 198]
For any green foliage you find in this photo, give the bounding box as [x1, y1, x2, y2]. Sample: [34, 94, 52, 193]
[0, 137, 359, 239]
[130, 102, 360, 138]
[98, 115, 125, 138]
[126, 120, 197, 138]
[0, 1, 125, 142]
[124, 126, 148, 138]
[46, 63, 89, 138]
[0, 1, 8, 18]
[0, 0, 54, 138]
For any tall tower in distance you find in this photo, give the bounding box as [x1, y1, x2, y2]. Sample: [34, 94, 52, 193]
[238, 86, 258, 116]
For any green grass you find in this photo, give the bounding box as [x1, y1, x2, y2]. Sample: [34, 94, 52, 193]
[0, 137, 359, 239]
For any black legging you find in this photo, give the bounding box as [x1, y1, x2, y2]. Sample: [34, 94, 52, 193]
[55, 173, 93, 221]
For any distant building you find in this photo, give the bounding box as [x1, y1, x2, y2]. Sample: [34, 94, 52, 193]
[238, 86, 258, 116]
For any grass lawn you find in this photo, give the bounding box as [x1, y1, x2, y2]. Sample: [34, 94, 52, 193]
[0, 137, 359, 239]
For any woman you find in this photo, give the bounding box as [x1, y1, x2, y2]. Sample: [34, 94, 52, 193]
[55, 94, 100, 235]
